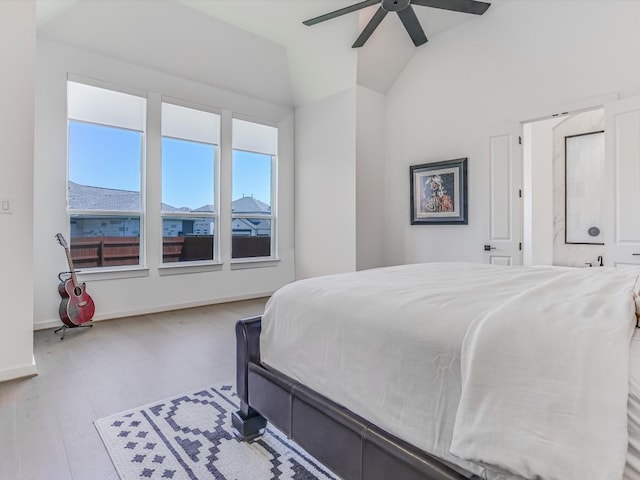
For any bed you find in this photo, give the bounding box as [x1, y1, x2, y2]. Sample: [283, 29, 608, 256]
[232, 262, 640, 480]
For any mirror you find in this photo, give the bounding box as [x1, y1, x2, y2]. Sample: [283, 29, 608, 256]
[564, 130, 605, 245]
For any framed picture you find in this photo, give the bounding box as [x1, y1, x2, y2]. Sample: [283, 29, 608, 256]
[410, 158, 468, 225]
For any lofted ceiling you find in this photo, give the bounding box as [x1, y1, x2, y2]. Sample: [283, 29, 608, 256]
[36, 0, 505, 107]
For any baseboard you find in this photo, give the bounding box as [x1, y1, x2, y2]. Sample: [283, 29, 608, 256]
[34, 318, 66, 330]
[33, 292, 273, 331]
[0, 358, 37, 383]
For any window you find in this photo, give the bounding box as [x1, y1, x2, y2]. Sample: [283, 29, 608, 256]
[232, 119, 277, 259]
[67, 80, 281, 270]
[161, 103, 219, 263]
[67, 81, 146, 268]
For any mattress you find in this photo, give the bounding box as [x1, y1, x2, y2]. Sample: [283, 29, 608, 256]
[260, 262, 640, 479]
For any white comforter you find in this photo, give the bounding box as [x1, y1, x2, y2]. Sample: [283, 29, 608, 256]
[451, 266, 637, 480]
[260, 263, 639, 479]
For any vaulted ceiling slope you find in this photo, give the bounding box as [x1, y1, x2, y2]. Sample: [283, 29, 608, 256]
[179, 0, 512, 101]
[36, 0, 506, 107]
[36, 0, 295, 106]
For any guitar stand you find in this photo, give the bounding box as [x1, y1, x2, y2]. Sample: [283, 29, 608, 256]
[58, 271, 71, 282]
[54, 323, 93, 340]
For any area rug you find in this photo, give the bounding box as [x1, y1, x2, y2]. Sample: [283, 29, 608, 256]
[95, 384, 338, 480]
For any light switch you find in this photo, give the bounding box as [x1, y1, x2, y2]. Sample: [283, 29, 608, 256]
[1, 199, 12, 214]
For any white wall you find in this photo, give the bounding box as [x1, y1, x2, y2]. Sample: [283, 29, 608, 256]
[295, 88, 357, 279]
[356, 86, 386, 271]
[294, 85, 385, 278]
[0, 1, 37, 381]
[385, 0, 640, 266]
[33, 39, 295, 328]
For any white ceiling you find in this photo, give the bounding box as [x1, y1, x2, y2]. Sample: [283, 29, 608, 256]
[36, 0, 505, 107]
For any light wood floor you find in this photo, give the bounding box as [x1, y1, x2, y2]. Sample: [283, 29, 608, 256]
[0, 298, 267, 480]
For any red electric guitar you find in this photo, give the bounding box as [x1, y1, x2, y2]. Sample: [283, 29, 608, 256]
[56, 233, 95, 327]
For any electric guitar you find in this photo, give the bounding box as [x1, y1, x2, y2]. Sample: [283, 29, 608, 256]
[56, 233, 95, 326]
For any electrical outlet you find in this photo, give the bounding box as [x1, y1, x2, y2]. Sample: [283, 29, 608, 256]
[1, 198, 12, 214]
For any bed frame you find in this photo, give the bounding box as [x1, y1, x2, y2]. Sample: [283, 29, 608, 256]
[233, 316, 476, 480]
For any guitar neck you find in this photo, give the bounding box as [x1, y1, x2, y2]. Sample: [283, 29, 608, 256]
[64, 247, 79, 287]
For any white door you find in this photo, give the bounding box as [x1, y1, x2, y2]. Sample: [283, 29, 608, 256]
[604, 95, 640, 267]
[485, 125, 523, 266]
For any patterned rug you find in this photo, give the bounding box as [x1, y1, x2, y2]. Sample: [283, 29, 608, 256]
[95, 384, 338, 480]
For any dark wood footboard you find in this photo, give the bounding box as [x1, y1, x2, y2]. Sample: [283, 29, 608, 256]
[234, 316, 473, 480]
[232, 316, 267, 439]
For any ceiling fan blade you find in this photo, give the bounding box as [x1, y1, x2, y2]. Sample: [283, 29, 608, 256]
[352, 7, 388, 48]
[397, 6, 428, 47]
[411, 0, 491, 15]
[303, 0, 381, 26]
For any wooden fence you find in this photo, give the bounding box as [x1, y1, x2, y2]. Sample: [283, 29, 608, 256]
[231, 236, 271, 258]
[70, 236, 140, 267]
[70, 235, 270, 267]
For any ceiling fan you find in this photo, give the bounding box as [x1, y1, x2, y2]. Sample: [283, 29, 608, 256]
[303, 0, 491, 48]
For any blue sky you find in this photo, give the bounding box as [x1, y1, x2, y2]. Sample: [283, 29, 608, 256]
[68, 121, 271, 209]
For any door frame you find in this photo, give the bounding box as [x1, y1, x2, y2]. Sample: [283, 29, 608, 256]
[516, 93, 618, 266]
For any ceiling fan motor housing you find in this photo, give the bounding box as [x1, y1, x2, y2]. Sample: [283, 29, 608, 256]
[382, 0, 411, 12]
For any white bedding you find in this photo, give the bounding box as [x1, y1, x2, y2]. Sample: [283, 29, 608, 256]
[260, 262, 640, 479]
[450, 266, 636, 480]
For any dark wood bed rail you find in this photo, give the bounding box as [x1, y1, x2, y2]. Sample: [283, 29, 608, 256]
[233, 316, 474, 480]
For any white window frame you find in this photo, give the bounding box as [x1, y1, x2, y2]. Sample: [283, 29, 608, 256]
[66, 79, 147, 272]
[231, 116, 278, 261]
[230, 149, 276, 258]
[160, 100, 221, 265]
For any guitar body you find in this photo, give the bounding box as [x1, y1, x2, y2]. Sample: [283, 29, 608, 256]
[55, 233, 95, 328]
[58, 278, 95, 326]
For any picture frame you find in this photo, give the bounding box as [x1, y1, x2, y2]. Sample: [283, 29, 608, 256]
[410, 158, 468, 225]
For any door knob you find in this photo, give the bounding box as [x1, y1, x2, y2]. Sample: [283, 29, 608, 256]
[484, 245, 496, 251]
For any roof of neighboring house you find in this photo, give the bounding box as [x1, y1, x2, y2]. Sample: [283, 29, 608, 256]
[232, 217, 271, 230]
[161, 205, 191, 213]
[69, 181, 142, 211]
[231, 196, 270, 214]
[68, 182, 269, 214]
[192, 204, 214, 213]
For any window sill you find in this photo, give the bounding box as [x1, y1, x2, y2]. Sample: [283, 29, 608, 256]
[230, 258, 280, 270]
[72, 259, 279, 280]
[158, 261, 223, 276]
[76, 266, 150, 282]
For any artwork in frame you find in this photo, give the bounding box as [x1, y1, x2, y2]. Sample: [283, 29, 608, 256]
[410, 158, 468, 225]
